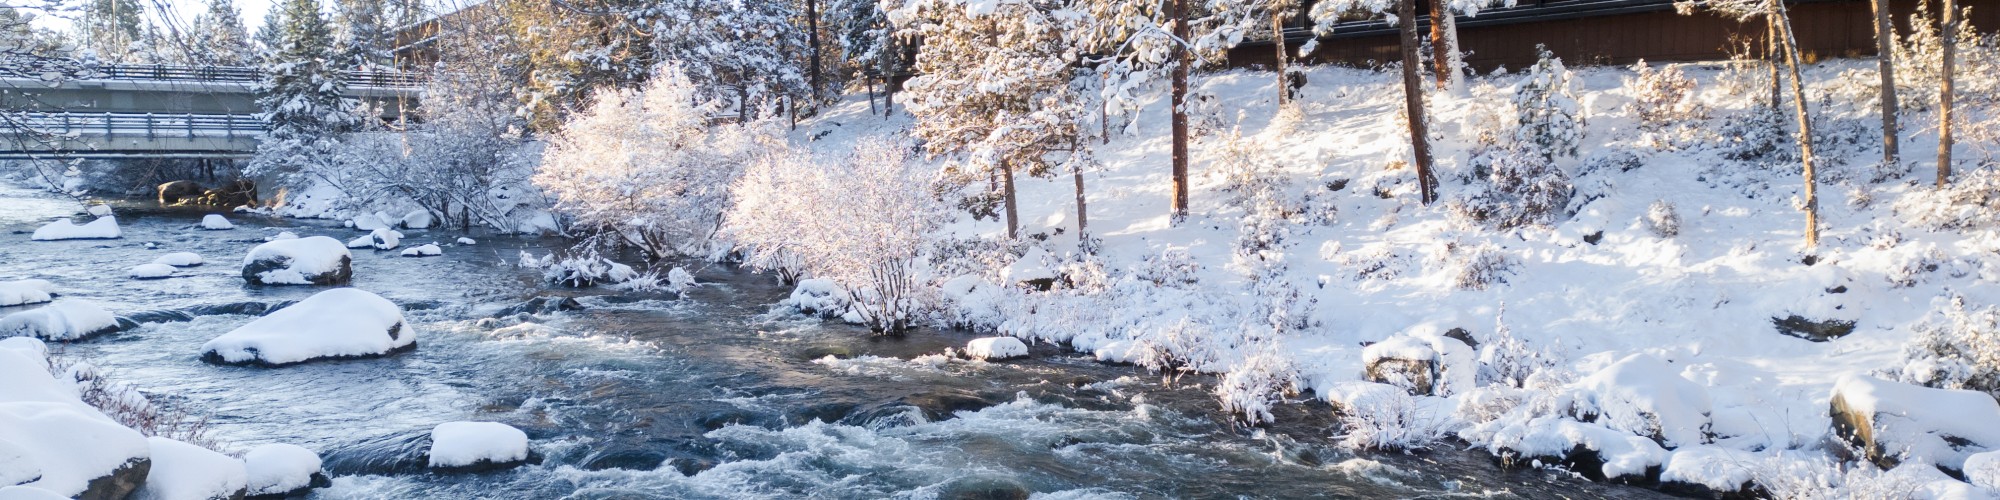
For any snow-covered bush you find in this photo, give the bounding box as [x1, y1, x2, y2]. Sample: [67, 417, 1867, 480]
[1335, 387, 1449, 451]
[1895, 167, 2000, 230]
[1891, 296, 2000, 398]
[1627, 60, 1701, 129]
[1646, 200, 1682, 238]
[1717, 104, 1790, 162]
[534, 62, 774, 259]
[1214, 345, 1299, 426]
[1134, 316, 1228, 384]
[43, 349, 219, 450]
[726, 136, 947, 334]
[1477, 305, 1564, 388]
[1447, 241, 1515, 290]
[1132, 249, 1203, 288]
[1512, 46, 1584, 160]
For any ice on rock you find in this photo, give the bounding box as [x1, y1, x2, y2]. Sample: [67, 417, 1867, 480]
[0, 300, 119, 341]
[1566, 354, 1712, 448]
[198, 214, 233, 230]
[30, 217, 119, 241]
[127, 263, 175, 280]
[1830, 374, 2000, 471]
[399, 244, 441, 257]
[133, 437, 246, 500]
[151, 252, 203, 267]
[0, 280, 56, 307]
[428, 422, 529, 471]
[965, 337, 1028, 361]
[199, 288, 414, 366]
[241, 236, 352, 286]
[85, 204, 112, 217]
[456, 237, 476, 245]
[0, 338, 150, 499]
[242, 443, 326, 497]
[401, 210, 433, 229]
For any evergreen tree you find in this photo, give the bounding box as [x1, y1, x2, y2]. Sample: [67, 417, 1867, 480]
[81, 0, 146, 62]
[334, 0, 393, 70]
[250, 0, 359, 180]
[185, 0, 254, 65]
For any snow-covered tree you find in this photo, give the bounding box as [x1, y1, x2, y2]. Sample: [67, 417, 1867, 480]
[1204, 0, 1304, 105]
[726, 136, 948, 334]
[249, 0, 358, 181]
[182, 0, 254, 65]
[334, 0, 393, 70]
[1075, 0, 1202, 218]
[1513, 46, 1583, 161]
[533, 62, 774, 259]
[80, 0, 145, 62]
[828, 0, 903, 113]
[1308, 0, 1438, 204]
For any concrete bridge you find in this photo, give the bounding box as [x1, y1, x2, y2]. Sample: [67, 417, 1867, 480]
[1, 63, 425, 159]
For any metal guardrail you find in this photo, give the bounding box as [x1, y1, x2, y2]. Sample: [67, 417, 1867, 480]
[82, 64, 427, 88]
[6, 112, 266, 138]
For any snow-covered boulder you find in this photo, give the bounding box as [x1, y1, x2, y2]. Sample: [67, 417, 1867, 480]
[781, 279, 849, 317]
[399, 244, 441, 257]
[350, 213, 390, 231]
[1830, 374, 2000, 470]
[198, 288, 414, 366]
[1966, 450, 2000, 490]
[427, 422, 529, 472]
[133, 437, 245, 500]
[0, 338, 151, 500]
[0, 280, 56, 307]
[85, 204, 112, 217]
[241, 236, 352, 286]
[1488, 416, 1668, 482]
[1564, 354, 1712, 448]
[455, 237, 476, 245]
[350, 228, 401, 250]
[151, 253, 202, 267]
[1003, 247, 1057, 290]
[241, 443, 327, 498]
[400, 210, 432, 229]
[0, 300, 119, 341]
[964, 337, 1028, 361]
[198, 214, 233, 230]
[1362, 336, 1439, 396]
[1657, 445, 1758, 498]
[30, 217, 119, 241]
[128, 264, 175, 280]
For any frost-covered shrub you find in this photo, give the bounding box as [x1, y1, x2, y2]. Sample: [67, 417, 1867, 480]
[1135, 316, 1227, 384]
[535, 63, 772, 259]
[518, 251, 638, 287]
[725, 136, 948, 334]
[1215, 346, 1299, 426]
[1646, 200, 1682, 238]
[1477, 305, 1563, 388]
[1447, 241, 1516, 290]
[1895, 167, 2000, 230]
[1455, 146, 1574, 230]
[45, 350, 219, 449]
[1891, 296, 2000, 398]
[1884, 245, 1952, 288]
[1335, 388, 1449, 451]
[1133, 249, 1203, 288]
[1716, 105, 1789, 162]
[1512, 46, 1584, 160]
[1336, 245, 1410, 283]
[1627, 60, 1701, 129]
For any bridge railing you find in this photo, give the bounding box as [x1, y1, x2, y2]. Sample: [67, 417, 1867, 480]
[84, 64, 427, 89]
[6, 112, 266, 139]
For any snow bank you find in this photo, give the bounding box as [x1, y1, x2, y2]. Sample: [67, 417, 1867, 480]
[127, 264, 175, 280]
[151, 252, 202, 267]
[964, 337, 1028, 361]
[242, 443, 325, 497]
[198, 214, 233, 230]
[0, 338, 150, 499]
[30, 217, 118, 241]
[399, 244, 441, 257]
[133, 437, 246, 500]
[428, 422, 529, 471]
[241, 236, 352, 286]
[0, 300, 119, 341]
[0, 485, 70, 499]
[1831, 374, 2000, 470]
[0, 280, 56, 307]
[1566, 354, 1711, 448]
[199, 288, 414, 366]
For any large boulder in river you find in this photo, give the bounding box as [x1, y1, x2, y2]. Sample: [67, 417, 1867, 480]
[0, 338, 152, 500]
[0, 300, 119, 341]
[427, 422, 529, 473]
[199, 288, 413, 367]
[1829, 374, 2000, 471]
[0, 279, 56, 307]
[133, 437, 246, 500]
[241, 236, 352, 286]
[242, 444, 328, 498]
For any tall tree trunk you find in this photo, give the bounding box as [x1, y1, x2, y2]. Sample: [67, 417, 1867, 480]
[880, 35, 896, 119]
[1773, 8, 1820, 248]
[1397, 0, 1437, 204]
[1428, 0, 1448, 89]
[1767, 16, 1783, 109]
[1272, 7, 1290, 106]
[1441, 10, 1463, 92]
[807, 0, 821, 101]
[1937, 0, 1957, 187]
[1170, 0, 1190, 219]
[1073, 140, 1089, 241]
[1870, 0, 1899, 168]
[1002, 160, 1020, 239]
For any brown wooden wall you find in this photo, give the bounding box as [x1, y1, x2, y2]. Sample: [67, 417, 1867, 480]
[1231, 0, 2000, 71]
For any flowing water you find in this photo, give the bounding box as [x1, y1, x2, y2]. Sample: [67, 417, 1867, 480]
[0, 182, 1663, 499]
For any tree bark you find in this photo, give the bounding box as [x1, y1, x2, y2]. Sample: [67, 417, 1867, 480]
[1767, 15, 1782, 109]
[1074, 146, 1089, 240]
[1938, 0, 1957, 187]
[1272, 7, 1290, 106]
[807, 0, 822, 101]
[1002, 160, 1020, 239]
[1170, 0, 1191, 219]
[1870, 0, 1899, 168]
[1428, 0, 1448, 88]
[1397, 0, 1437, 204]
[1773, 7, 1820, 248]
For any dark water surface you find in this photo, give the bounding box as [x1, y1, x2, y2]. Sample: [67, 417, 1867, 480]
[0, 182, 1663, 499]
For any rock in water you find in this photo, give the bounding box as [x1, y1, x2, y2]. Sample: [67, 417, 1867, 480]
[241, 236, 352, 286]
[427, 422, 529, 472]
[30, 217, 119, 241]
[199, 214, 234, 230]
[152, 252, 203, 267]
[964, 337, 1028, 361]
[242, 444, 329, 498]
[399, 244, 441, 257]
[0, 300, 119, 341]
[347, 229, 402, 251]
[134, 437, 247, 500]
[0, 280, 56, 307]
[85, 204, 112, 217]
[199, 288, 414, 366]
[455, 237, 476, 245]
[127, 264, 175, 280]
[400, 210, 433, 229]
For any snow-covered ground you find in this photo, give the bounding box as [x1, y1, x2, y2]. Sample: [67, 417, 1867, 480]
[791, 56, 2000, 493]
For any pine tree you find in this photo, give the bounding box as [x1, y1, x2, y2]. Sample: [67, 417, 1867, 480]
[81, 0, 146, 62]
[185, 0, 254, 65]
[251, 0, 359, 180]
[334, 0, 393, 70]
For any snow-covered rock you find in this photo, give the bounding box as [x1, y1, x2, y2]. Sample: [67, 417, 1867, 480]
[85, 204, 112, 217]
[198, 288, 414, 366]
[198, 214, 233, 230]
[1003, 247, 1056, 289]
[30, 217, 119, 241]
[0, 300, 119, 341]
[1830, 374, 2000, 471]
[151, 252, 203, 267]
[267, 231, 298, 241]
[1565, 354, 1711, 448]
[0, 338, 150, 500]
[347, 228, 401, 250]
[781, 278, 849, 317]
[127, 263, 175, 280]
[455, 237, 476, 245]
[1362, 336, 1438, 396]
[241, 236, 352, 286]
[0, 280, 56, 307]
[242, 443, 327, 498]
[400, 210, 433, 229]
[399, 244, 441, 257]
[1966, 450, 2000, 490]
[964, 337, 1028, 361]
[1489, 417, 1668, 482]
[1657, 445, 1758, 498]
[350, 213, 390, 231]
[428, 422, 529, 472]
[133, 437, 246, 500]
